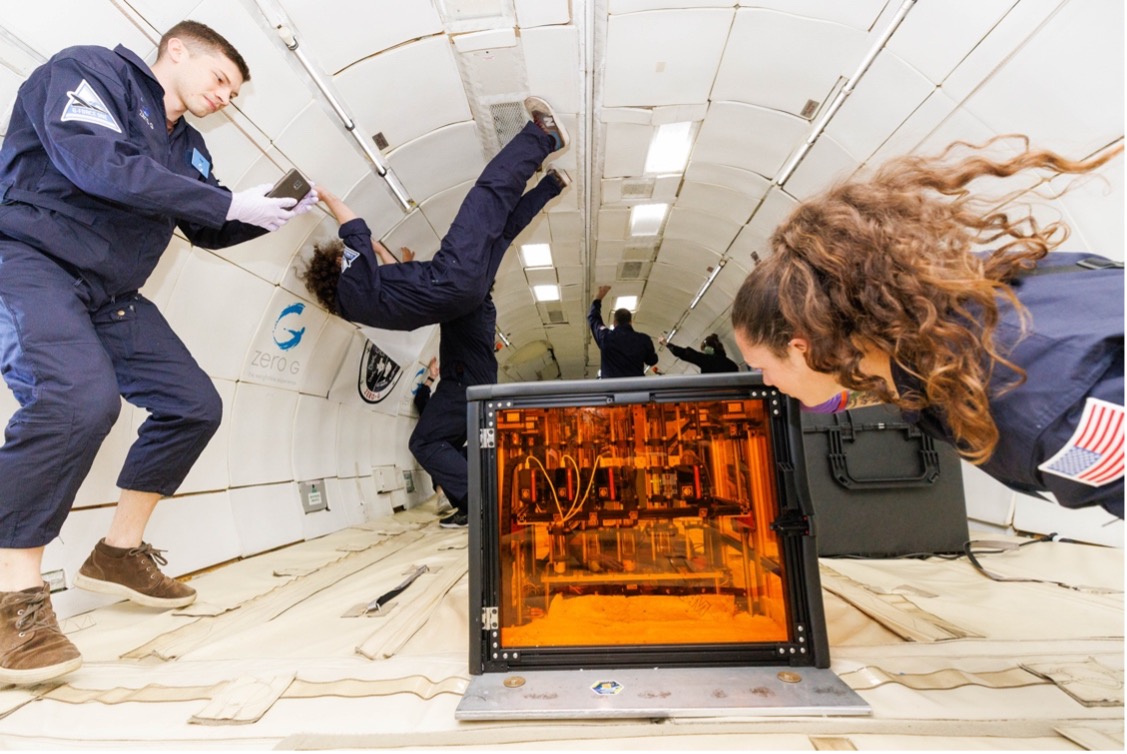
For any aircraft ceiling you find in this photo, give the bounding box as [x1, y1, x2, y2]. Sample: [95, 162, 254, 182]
[0, 0, 1122, 384]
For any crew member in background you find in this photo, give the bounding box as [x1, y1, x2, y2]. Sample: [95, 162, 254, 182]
[588, 285, 658, 378]
[301, 97, 570, 530]
[0, 20, 316, 685]
[659, 333, 739, 374]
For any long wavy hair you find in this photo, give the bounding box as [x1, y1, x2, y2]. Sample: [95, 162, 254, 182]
[732, 135, 1121, 464]
[298, 239, 344, 316]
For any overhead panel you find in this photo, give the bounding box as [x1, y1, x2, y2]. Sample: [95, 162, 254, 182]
[602, 9, 735, 107]
[387, 121, 486, 204]
[124, 0, 204, 36]
[194, 0, 317, 136]
[548, 211, 583, 244]
[298, 316, 356, 397]
[0, 0, 154, 59]
[663, 207, 741, 253]
[335, 37, 472, 151]
[736, 0, 888, 30]
[523, 26, 582, 114]
[886, 0, 1015, 85]
[824, 52, 935, 162]
[602, 122, 652, 178]
[782, 134, 858, 201]
[959, 0, 1124, 156]
[868, 89, 959, 165]
[693, 102, 808, 179]
[597, 207, 631, 241]
[711, 9, 866, 118]
[280, 0, 444, 73]
[515, 0, 570, 28]
[228, 382, 300, 487]
[677, 181, 759, 226]
[684, 163, 771, 198]
[728, 187, 800, 262]
[273, 102, 371, 199]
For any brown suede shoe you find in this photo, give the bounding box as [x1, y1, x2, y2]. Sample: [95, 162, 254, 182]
[74, 540, 196, 609]
[0, 584, 82, 685]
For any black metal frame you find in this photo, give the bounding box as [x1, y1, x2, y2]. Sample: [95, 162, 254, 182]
[466, 373, 830, 674]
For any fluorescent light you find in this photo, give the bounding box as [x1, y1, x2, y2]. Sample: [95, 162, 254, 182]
[613, 295, 637, 311]
[533, 284, 560, 302]
[689, 259, 728, 309]
[629, 203, 668, 236]
[520, 243, 553, 268]
[644, 121, 694, 174]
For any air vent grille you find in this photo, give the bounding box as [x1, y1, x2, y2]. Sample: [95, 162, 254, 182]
[490, 102, 527, 149]
[621, 177, 655, 199]
[619, 261, 644, 279]
[547, 305, 567, 324]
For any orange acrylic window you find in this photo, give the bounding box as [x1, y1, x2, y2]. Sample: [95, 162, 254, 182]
[493, 399, 790, 649]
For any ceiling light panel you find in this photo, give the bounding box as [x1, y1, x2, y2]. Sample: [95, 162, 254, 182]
[644, 121, 695, 174]
[520, 243, 554, 268]
[629, 203, 669, 236]
[533, 284, 561, 302]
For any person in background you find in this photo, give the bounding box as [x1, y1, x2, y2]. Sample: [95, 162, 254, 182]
[411, 357, 454, 516]
[659, 333, 739, 374]
[588, 285, 658, 378]
[0, 20, 316, 685]
[301, 97, 570, 530]
[731, 135, 1123, 518]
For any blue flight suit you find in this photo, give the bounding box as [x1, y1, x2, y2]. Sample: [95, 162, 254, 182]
[666, 343, 740, 374]
[588, 301, 658, 378]
[406, 142, 563, 514]
[892, 252, 1124, 517]
[0, 44, 265, 547]
[334, 122, 557, 332]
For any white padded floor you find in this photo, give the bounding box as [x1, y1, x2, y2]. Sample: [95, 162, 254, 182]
[0, 500, 1121, 751]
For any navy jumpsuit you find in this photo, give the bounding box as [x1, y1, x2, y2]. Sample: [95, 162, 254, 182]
[334, 121, 558, 332]
[665, 343, 740, 374]
[405, 128, 563, 514]
[892, 252, 1124, 517]
[588, 301, 658, 378]
[0, 45, 265, 547]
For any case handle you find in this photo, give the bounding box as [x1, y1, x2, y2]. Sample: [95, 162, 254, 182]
[807, 418, 942, 490]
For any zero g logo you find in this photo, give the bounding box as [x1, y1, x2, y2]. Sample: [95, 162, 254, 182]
[273, 302, 306, 351]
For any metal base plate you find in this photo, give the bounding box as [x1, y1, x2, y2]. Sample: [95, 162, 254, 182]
[456, 666, 870, 720]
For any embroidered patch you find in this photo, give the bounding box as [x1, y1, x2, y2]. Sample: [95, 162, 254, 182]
[60, 79, 121, 133]
[1039, 398, 1124, 487]
[190, 148, 210, 179]
[341, 248, 359, 271]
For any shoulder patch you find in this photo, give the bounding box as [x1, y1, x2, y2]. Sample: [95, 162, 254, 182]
[60, 79, 121, 133]
[1039, 398, 1124, 487]
[341, 248, 360, 272]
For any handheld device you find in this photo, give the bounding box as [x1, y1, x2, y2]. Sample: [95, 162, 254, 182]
[267, 168, 312, 202]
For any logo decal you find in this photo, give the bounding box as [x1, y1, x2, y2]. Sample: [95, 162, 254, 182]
[272, 302, 307, 351]
[358, 340, 402, 404]
[61, 79, 121, 133]
[138, 103, 155, 130]
[341, 248, 359, 272]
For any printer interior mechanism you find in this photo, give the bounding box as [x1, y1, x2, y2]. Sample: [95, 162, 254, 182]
[490, 398, 789, 649]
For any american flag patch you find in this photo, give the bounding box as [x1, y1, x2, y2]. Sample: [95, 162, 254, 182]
[1038, 398, 1125, 487]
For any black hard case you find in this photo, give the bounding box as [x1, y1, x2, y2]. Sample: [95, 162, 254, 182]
[800, 404, 969, 557]
[465, 372, 831, 675]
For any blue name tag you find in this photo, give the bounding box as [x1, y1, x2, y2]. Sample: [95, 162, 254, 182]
[190, 148, 210, 178]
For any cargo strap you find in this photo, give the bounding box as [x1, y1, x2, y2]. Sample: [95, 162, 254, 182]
[964, 536, 1124, 594]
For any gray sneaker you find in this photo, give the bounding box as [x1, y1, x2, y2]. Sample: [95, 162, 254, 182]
[524, 96, 569, 152]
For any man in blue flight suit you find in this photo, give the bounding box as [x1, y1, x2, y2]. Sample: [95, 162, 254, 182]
[301, 97, 570, 530]
[588, 285, 658, 378]
[0, 21, 316, 685]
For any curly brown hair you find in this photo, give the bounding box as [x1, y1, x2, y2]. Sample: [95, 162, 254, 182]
[298, 239, 344, 316]
[732, 135, 1122, 464]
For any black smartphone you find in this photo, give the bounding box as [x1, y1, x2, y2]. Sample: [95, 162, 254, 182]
[267, 168, 311, 202]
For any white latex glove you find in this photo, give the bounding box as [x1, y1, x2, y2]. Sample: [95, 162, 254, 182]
[292, 183, 320, 216]
[226, 183, 296, 231]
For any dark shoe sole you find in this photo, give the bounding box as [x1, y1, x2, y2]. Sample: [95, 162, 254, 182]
[73, 573, 196, 609]
[0, 654, 82, 685]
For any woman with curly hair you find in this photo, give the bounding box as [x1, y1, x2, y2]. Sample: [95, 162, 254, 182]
[732, 137, 1123, 517]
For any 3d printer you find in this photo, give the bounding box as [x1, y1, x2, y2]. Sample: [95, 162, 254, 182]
[458, 373, 867, 719]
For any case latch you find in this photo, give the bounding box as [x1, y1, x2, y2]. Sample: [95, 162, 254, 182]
[479, 428, 496, 449]
[481, 606, 499, 630]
